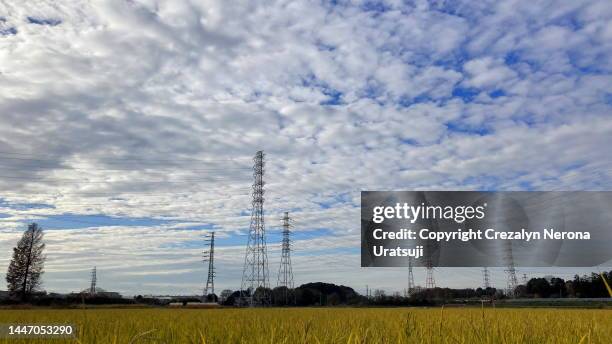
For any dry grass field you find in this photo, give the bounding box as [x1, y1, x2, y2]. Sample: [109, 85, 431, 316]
[0, 307, 610, 343]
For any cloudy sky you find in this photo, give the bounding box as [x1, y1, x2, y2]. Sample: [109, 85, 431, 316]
[0, 0, 611, 296]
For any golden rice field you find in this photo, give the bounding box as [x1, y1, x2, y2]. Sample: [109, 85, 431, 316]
[0, 307, 610, 343]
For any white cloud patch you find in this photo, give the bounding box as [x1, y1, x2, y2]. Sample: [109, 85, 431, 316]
[463, 57, 517, 89]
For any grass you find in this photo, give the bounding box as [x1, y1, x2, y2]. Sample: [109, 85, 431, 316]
[0, 307, 610, 343]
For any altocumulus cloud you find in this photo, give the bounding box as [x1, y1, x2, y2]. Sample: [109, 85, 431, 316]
[0, 0, 610, 294]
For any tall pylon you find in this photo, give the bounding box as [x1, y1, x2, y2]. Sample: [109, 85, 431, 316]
[504, 241, 518, 297]
[240, 151, 270, 306]
[522, 273, 528, 285]
[277, 212, 294, 304]
[89, 266, 97, 295]
[203, 232, 215, 298]
[482, 267, 491, 289]
[407, 257, 415, 296]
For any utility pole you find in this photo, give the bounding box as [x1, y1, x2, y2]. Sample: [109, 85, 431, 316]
[522, 273, 528, 285]
[240, 151, 270, 306]
[203, 232, 215, 300]
[89, 266, 97, 295]
[277, 212, 294, 304]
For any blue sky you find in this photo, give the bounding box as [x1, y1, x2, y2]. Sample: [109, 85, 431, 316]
[0, 0, 611, 295]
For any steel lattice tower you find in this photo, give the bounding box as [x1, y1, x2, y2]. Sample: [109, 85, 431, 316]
[425, 266, 436, 289]
[504, 241, 518, 297]
[482, 267, 491, 289]
[89, 266, 97, 295]
[277, 212, 294, 303]
[424, 240, 436, 289]
[203, 232, 216, 298]
[407, 257, 415, 296]
[240, 151, 270, 306]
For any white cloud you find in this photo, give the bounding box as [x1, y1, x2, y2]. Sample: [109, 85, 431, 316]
[463, 57, 517, 89]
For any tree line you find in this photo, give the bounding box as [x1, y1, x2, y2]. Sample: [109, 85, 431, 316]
[514, 273, 612, 298]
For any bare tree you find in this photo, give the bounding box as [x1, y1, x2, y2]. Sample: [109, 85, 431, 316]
[6, 223, 46, 301]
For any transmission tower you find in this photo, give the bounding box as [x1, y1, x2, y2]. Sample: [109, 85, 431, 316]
[89, 266, 97, 295]
[277, 212, 294, 304]
[425, 267, 435, 289]
[504, 241, 518, 297]
[407, 257, 415, 296]
[482, 267, 491, 289]
[424, 240, 436, 289]
[240, 151, 270, 306]
[522, 273, 528, 285]
[203, 232, 216, 299]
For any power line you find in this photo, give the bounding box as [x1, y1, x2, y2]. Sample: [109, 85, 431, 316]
[0, 151, 253, 164]
[0, 174, 250, 183]
[1, 211, 258, 230]
[0, 164, 253, 173]
[0, 187, 252, 196]
[0, 195, 251, 208]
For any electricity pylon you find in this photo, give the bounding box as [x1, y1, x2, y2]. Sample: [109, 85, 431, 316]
[425, 266, 436, 289]
[240, 151, 270, 306]
[203, 232, 215, 299]
[277, 212, 294, 304]
[504, 241, 518, 297]
[89, 266, 97, 295]
[482, 267, 491, 289]
[407, 257, 415, 296]
[424, 240, 436, 289]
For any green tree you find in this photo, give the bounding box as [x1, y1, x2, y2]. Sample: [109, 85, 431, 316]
[526, 278, 551, 298]
[6, 223, 46, 301]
